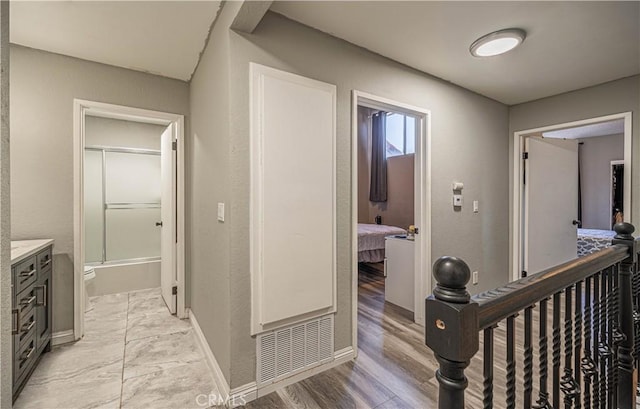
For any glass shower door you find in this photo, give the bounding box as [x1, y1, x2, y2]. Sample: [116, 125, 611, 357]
[104, 152, 161, 262]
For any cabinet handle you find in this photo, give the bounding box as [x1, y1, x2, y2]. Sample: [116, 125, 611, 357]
[40, 259, 51, 269]
[19, 269, 36, 278]
[12, 309, 20, 335]
[20, 295, 36, 307]
[20, 347, 34, 364]
[22, 319, 35, 333]
[35, 285, 47, 307]
[383, 258, 388, 278]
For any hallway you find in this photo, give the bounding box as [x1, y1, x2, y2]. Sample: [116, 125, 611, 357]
[14, 288, 218, 409]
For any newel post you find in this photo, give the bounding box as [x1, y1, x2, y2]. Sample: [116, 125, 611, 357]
[425, 256, 479, 409]
[612, 222, 637, 409]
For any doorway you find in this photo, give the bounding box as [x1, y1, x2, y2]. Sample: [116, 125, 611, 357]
[351, 91, 431, 351]
[512, 112, 632, 280]
[73, 100, 186, 340]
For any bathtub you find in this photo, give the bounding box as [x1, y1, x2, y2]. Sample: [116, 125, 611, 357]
[85, 258, 160, 297]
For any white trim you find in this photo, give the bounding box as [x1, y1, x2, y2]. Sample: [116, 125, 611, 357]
[188, 309, 231, 399]
[51, 330, 76, 346]
[228, 383, 258, 408]
[249, 63, 337, 335]
[351, 90, 432, 353]
[73, 99, 187, 341]
[253, 346, 355, 400]
[511, 112, 633, 281]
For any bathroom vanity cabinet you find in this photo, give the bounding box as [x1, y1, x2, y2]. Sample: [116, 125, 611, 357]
[11, 240, 54, 401]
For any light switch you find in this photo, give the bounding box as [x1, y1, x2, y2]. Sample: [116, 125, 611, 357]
[217, 203, 225, 222]
[453, 194, 463, 207]
[473, 200, 479, 213]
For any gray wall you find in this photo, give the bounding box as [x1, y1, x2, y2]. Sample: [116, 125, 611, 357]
[86, 116, 165, 150]
[509, 76, 640, 271]
[10, 45, 190, 333]
[188, 1, 235, 384]
[0, 1, 11, 405]
[189, 6, 510, 389]
[579, 133, 624, 230]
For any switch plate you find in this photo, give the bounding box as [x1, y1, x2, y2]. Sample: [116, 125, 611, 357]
[472, 271, 479, 285]
[453, 194, 463, 207]
[217, 203, 225, 222]
[473, 200, 479, 213]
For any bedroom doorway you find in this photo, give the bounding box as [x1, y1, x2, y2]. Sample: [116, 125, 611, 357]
[512, 112, 632, 281]
[351, 91, 431, 352]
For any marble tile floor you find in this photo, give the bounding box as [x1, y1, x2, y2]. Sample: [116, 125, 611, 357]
[14, 288, 219, 409]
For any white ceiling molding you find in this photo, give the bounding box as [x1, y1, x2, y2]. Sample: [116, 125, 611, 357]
[10, 1, 222, 81]
[271, 1, 640, 105]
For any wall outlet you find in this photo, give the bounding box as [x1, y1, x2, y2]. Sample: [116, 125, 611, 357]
[472, 271, 479, 285]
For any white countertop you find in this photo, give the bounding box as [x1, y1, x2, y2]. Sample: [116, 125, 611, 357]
[11, 239, 54, 265]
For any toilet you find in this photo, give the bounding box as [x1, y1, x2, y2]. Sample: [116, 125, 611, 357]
[83, 266, 96, 312]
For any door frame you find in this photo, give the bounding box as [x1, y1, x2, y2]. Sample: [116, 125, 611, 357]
[511, 112, 632, 282]
[351, 90, 432, 354]
[73, 99, 186, 341]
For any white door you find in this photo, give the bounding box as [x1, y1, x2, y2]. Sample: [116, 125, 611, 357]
[160, 125, 177, 313]
[524, 137, 579, 275]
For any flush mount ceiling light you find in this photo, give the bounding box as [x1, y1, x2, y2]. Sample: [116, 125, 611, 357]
[470, 28, 526, 57]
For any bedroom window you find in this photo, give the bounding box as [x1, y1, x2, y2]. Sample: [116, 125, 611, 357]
[386, 113, 416, 158]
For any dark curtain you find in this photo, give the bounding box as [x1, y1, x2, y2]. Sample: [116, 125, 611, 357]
[369, 111, 387, 202]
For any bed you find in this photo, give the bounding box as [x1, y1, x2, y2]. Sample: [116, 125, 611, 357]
[577, 228, 615, 257]
[358, 223, 407, 263]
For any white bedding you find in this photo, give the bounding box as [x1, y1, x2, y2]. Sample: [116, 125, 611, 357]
[358, 224, 407, 263]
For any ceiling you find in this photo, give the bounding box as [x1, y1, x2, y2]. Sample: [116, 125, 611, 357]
[543, 119, 625, 140]
[10, 1, 222, 81]
[271, 1, 640, 105]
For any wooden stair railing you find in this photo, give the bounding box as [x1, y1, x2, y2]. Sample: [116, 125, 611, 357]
[425, 222, 639, 409]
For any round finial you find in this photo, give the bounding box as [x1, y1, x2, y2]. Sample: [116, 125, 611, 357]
[614, 222, 635, 240]
[433, 256, 471, 289]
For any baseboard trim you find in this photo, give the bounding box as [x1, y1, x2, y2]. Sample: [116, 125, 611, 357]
[228, 382, 258, 407]
[255, 346, 356, 399]
[188, 309, 231, 399]
[52, 330, 75, 346]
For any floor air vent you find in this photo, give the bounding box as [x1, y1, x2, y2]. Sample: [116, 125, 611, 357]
[257, 315, 334, 387]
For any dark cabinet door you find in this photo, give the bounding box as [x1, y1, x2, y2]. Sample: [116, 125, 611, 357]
[35, 269, 52, 352]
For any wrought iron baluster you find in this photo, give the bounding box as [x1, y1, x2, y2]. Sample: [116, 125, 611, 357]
[592, 273, 600, 408]
[599, 268, 610, 409]
[553, 292, 562, 409]
[561, 286, 578, 408]
[581, 276, 596, 409]
[534, 298, 552, 409]
[574, 281, 582, 409]
[506, 315, 516, 409]
[483, 326, 494, 409]
[524, 306, 534, 409]
[609, 266, 617, 409]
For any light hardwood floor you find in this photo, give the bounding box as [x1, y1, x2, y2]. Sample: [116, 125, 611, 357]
[244, 270, 441, 408]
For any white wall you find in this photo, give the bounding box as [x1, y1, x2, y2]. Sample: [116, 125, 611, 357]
[10, 45, 189, 333]
[579, 133, 624, 230]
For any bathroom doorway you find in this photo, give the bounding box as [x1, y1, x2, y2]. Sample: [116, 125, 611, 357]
[73, 100, 186, 340]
